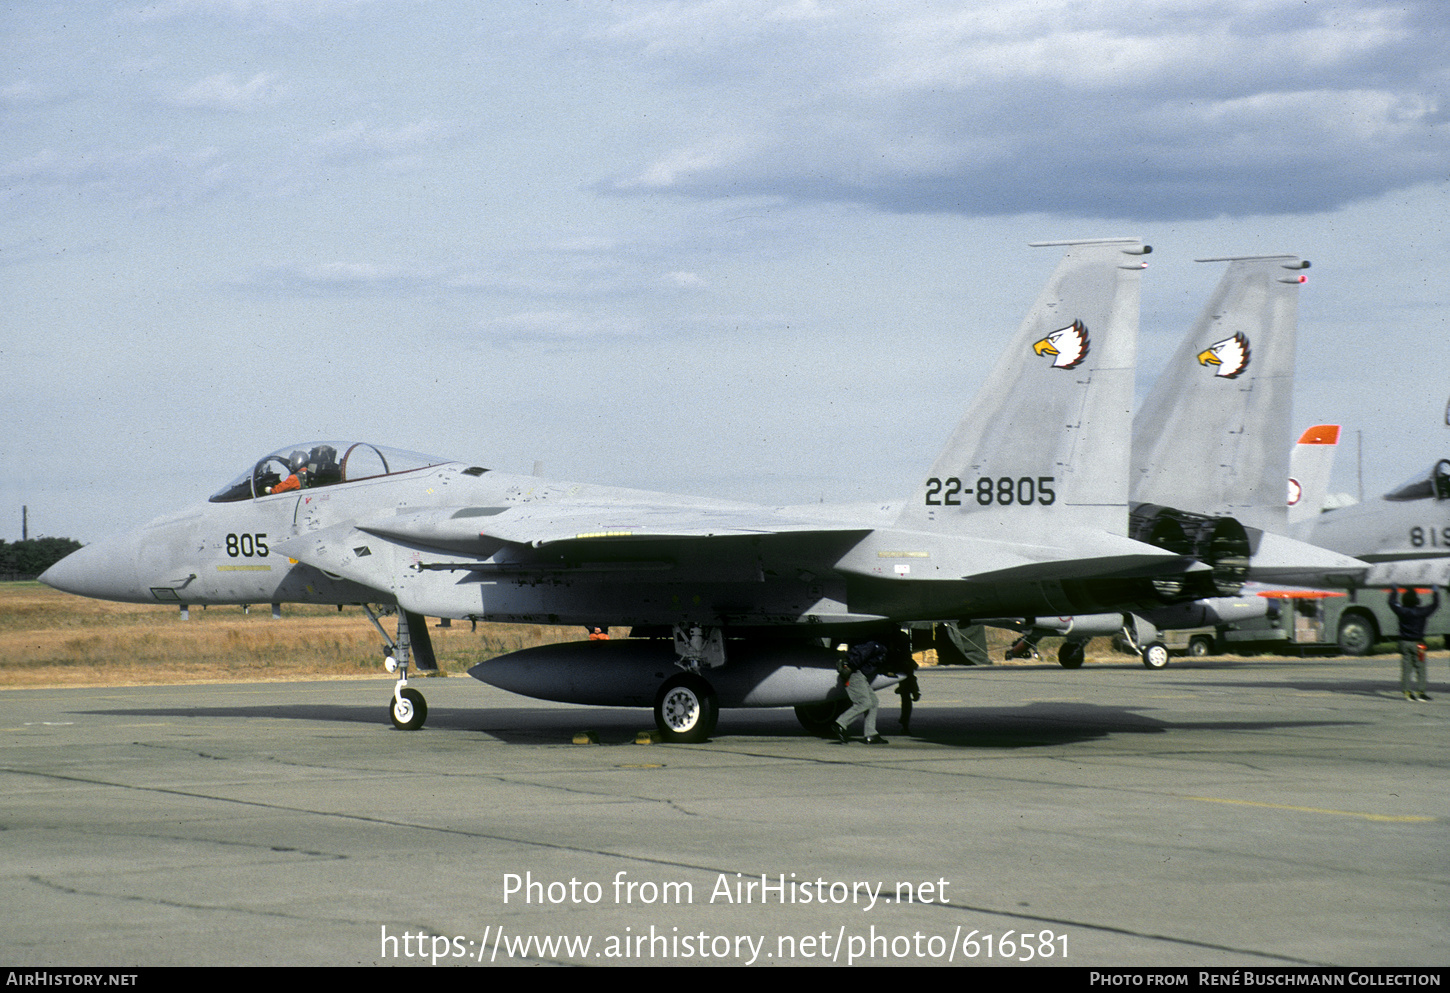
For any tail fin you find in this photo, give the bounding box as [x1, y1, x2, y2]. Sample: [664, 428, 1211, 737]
[1286, 424, 1340, 525]
[1131, 255, 1311, 530]
[897, 238, 1149, 537]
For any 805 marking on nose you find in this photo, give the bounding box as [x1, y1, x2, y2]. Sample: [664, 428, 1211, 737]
[924, 476, 1056, 506]
[225, 533, 269, 557]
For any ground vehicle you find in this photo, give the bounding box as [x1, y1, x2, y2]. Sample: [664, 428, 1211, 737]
[1174, 588, 1448, 656]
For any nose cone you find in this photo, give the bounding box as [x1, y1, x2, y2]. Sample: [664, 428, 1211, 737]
[39, 533, 149, 603]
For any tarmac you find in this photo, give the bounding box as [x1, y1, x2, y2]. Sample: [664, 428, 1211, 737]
[1, 654, 1445, 967]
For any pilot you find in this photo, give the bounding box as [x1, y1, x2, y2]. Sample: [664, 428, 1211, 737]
[269, 451, 310, 494]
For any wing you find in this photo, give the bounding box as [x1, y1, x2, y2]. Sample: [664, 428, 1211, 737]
[339, 503, 873, 550]
[270, 503, 873, 589]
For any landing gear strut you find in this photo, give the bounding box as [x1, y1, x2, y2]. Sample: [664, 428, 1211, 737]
[364, 605, 435, 730]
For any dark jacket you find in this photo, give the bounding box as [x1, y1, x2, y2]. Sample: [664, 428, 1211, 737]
[843, 641, 887, 679]
[1389, 589, 1440, 641]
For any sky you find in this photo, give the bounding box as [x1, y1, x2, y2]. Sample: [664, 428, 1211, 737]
[3, 0, 1447, 544]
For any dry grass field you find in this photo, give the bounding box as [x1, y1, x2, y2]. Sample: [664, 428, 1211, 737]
[0, 582, 580, 689]
[0, 582, 1130, 690]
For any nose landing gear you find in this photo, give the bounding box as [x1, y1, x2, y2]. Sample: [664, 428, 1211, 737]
[365, 605, 436, 730]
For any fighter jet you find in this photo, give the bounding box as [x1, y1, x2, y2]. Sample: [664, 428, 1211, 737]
[1291, 452, 1450, 589]
[44, 238, 1237, 741]
[1003, 255, 1366, 667]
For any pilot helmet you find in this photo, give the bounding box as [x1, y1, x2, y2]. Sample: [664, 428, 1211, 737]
[288, 450, 308, 473]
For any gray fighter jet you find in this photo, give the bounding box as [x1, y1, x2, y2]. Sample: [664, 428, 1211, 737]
[43, 238, 1262, 740]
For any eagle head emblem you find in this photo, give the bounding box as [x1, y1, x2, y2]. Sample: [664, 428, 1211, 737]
[1197, 332, 1250, 379]
[1032, 320, 1089, 369]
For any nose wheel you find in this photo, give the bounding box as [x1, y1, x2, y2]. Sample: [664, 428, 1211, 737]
[389, 686, 427, 730]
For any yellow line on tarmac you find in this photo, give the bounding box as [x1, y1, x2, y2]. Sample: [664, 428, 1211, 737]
[1186, 795, 1434, 823]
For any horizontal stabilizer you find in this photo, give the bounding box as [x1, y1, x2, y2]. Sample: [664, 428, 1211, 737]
[1245, 530, 1367, 586]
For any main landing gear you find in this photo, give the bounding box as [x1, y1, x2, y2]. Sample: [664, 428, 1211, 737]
[1140, 641, 1171, 669]
[1115, 616, 1171, 669]
[654, 672, 719, 744]
[363, 606, 438, 730]
[652, 624, 725, 743]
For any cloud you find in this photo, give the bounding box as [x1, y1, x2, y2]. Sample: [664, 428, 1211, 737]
[0, 144, 232, 212]
[598, 1, 1449, 220]
[471, 310, 653, 344]
[235, 231, 727, 302]
[123, 0, 381, 26]
[309, 118, 456, 168]
[0, 80, 44, 108]
[665, 271, 707, 288]
[166, 72, 286, 110]
[239, 260, 441, 297]
[1, 112, 458, 215]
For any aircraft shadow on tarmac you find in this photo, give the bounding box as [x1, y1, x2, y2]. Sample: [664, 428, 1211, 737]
[74, 698, 1363, 749]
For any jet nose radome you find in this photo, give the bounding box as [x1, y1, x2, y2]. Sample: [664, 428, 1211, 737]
[39, 533, 149, 604]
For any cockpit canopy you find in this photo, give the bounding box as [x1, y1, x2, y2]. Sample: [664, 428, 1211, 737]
[209, 441, 456, 503]
[1383, 459, 1450, 502]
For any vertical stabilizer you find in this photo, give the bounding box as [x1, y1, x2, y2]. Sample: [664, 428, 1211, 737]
[1132, 255, 1310, 530]
[898, 238, 1148, 537]
[1286, 424, 1340, 525]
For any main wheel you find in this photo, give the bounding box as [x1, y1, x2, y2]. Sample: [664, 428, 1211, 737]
[1337, 615, 1377, 656]
[1141, 642, 1170, 669]
[389, 687, 427, 730]
[654, 674, 718, 743]
[794, 699, 851, 736]
[1187, 635, 1213, 658]
[1058, 641, 1086, 669]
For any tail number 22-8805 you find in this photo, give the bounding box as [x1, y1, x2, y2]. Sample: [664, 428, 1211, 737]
[925, 476, 1056, 507]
